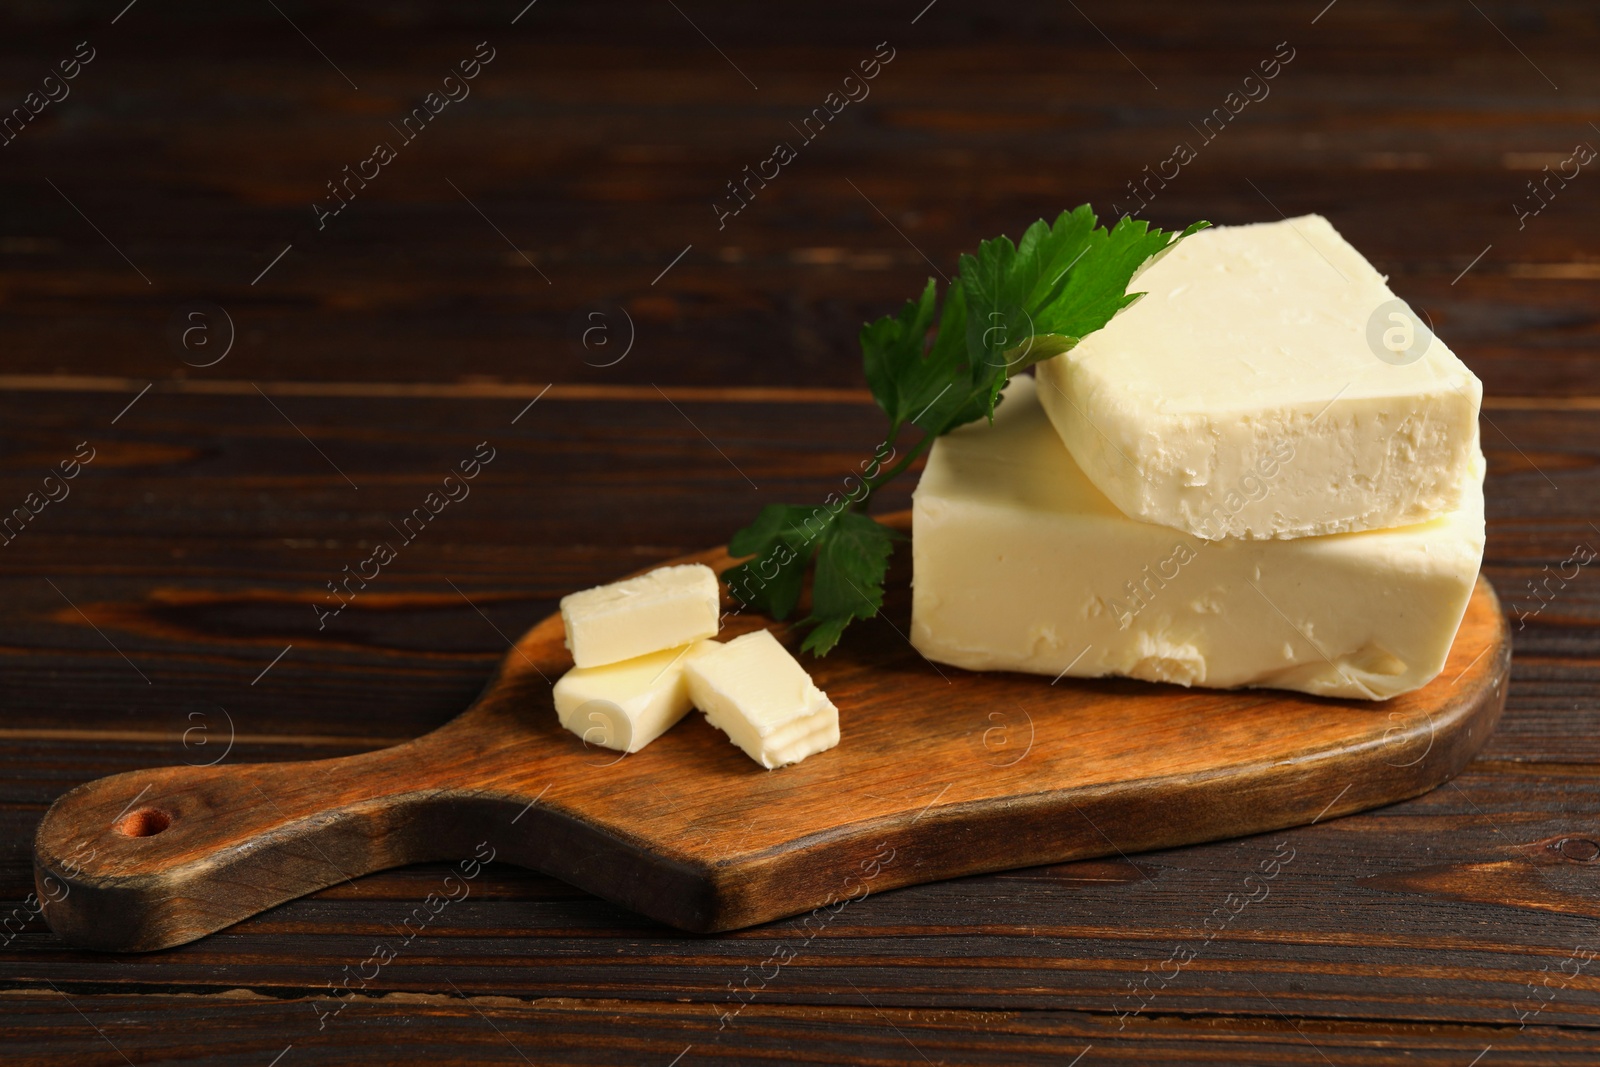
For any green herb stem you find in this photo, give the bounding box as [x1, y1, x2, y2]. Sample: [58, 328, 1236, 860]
[854, 431, 937, 513]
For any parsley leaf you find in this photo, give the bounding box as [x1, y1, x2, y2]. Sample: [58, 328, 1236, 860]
[860, 278, 938, 437]
[961, 211, 1212, 421]
[802, 511, 899, 656]
[722, 504, 828, 621]
[724, 206, 1208, 655]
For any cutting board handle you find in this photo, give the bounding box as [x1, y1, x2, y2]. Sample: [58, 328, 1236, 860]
[32, 724, 484, 952]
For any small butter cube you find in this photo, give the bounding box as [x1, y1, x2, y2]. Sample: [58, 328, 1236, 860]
[684, 629, 839, 769]
[553, 641, 716, 752]
[1036, 215, 1483, 540]
[560, 563, 720, 668]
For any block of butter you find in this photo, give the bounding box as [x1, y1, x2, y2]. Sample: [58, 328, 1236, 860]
[911, 377, 1485, 700]
[560, 563, 720, 669]
[553, 640, 717, 753]
[1035, 215, 1482, 540]
[685, 629, 840, 768]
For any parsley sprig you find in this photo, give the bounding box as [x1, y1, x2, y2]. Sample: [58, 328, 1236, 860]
[723, 206, 1209, 655]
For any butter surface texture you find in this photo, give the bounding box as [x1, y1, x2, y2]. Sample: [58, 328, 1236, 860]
[560, 563, 720, 669]
[553, 640, 716, 753]
[911, 377, 1485, 700]
[1036, 215, 1482, 540]
[684, 629, 840, 768]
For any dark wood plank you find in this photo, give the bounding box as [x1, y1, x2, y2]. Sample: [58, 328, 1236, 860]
[0, 1, 1594, 393]
[10, 768, 1600, 1031]
[4, 0, 1600, 1058]
[8, 991, 1593, 1067]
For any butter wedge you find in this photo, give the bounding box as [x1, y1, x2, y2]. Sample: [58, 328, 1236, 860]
[1036, 215, 1482, 540]
[911, 376, 1485, 700]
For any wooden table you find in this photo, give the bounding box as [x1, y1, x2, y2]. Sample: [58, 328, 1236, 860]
[3, 1, 1597, 1062]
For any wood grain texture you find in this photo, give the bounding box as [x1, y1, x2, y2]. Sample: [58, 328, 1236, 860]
[10, 991, 1599, 1067]
[3, 0, 1597, 1060]
[0, 1, 1595, 395]
[32, 514, 1509, 952]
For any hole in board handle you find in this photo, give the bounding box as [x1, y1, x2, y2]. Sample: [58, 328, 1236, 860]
[116, 808, 172, 838]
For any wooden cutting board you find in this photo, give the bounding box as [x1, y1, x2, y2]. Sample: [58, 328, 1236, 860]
[34, 513, 1509, 952]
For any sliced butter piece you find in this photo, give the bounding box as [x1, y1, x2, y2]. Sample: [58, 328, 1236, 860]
[1036, 214, 1482, 540]
[560, 563, 720, 668]
[684, 629, 840, 769]
[911, 376, 1485, 701]
[553, 640, 716, 752]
